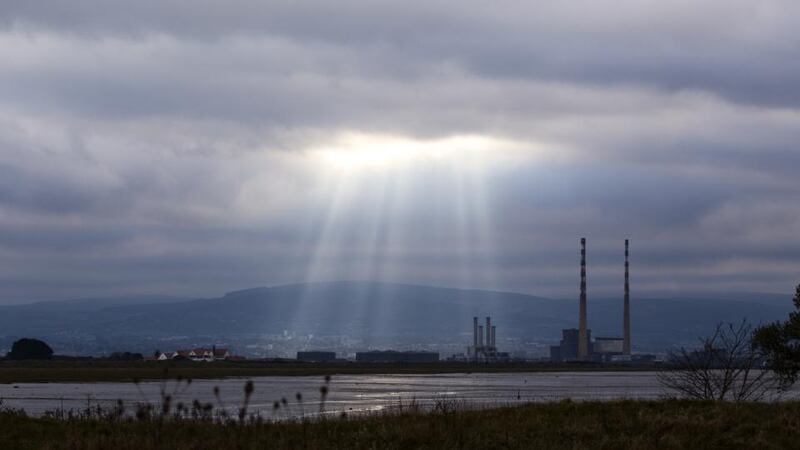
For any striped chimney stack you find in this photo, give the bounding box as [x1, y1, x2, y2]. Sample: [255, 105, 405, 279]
[578, 238, 589, 359]
[623, 239, 631, 355]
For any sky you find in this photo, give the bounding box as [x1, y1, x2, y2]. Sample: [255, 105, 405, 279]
[0, 1, 798, 303]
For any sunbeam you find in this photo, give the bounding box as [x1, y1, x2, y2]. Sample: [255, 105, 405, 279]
[281, 132, 524, 344]
[311, 132, 519, 171]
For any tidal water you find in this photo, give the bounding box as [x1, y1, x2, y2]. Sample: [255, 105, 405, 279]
[0, 372, 794, 418]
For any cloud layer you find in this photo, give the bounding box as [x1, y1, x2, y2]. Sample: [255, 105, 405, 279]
[0, 1, 798, 302]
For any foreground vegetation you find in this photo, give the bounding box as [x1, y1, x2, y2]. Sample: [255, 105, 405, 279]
[0, 360, 656, 384]
[1, 400, 799, 449]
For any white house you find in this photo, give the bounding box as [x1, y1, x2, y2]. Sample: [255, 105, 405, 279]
[157, 347, 231, 362]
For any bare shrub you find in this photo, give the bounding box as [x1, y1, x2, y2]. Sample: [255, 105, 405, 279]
[658, 320, 778, 401]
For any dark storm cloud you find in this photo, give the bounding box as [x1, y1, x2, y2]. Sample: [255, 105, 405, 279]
[3, 1, 799, 107]
[0, 1, 798, 302]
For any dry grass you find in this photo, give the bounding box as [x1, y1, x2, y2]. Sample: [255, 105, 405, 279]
[2, 400, 799, 449]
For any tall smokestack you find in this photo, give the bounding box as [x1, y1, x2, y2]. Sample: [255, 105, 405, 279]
[623, 239, 631, 355]
[578, 238, 589, 359]
[486, 316, 491, 348]
[473, 316, 478, 357]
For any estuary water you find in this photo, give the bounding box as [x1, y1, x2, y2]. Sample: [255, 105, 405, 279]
[0, 372, 793, 418]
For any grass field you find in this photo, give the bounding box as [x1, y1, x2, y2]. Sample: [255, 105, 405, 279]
[0, 360, 655, 384]
[1, 399, 798, 449]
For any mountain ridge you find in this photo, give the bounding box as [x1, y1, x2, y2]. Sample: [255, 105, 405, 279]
[0, 281, 794, 356]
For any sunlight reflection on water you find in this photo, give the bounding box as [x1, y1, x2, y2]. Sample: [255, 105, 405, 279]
[1, 371, 797, 418]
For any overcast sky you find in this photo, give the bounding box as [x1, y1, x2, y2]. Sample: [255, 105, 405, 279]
[0, 1, 798, 303]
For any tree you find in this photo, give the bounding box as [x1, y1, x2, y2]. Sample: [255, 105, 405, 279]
[6, 338, 54, 360]
[658, 320, 777, 401]
[753, 284, 800, 390]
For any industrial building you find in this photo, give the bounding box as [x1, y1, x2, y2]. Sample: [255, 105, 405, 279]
[550, 328, 591, 362]
[551, 239, 632, 362]
[355, 350, 439, 363]
[297, 351, 337, 362]
[468, 316, 510, 362]
[593, 337, 624, 356]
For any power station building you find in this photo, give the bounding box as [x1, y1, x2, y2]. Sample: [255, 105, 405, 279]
[468, 316, 510, 362]
[550, 239, 632, 362]
[594, 337, 624, 355]
[550, 328, 591, 362]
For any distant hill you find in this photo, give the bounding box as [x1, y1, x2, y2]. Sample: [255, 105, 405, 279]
[0, 282, 793, 355]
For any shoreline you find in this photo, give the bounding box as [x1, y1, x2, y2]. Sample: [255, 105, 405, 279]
[0, 360, 659, 384]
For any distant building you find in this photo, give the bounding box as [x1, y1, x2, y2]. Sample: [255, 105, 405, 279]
[157, 347, 234, 362]
[157, 350, 189, 361]
[297, 351, 337, 362]
[549, 345, 561, 362]
[469, 316, 508, 362]
[355, 351, 439, 363]
[550, 331, 635, 363]
[551, 328, 592, 362]
[594, 337, 624, 355]
[190, 348, 227, 361]
[588, 337, 624, 362]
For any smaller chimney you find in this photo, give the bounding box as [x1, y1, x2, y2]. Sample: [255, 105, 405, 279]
[473, 316, 478, 357]
[478, 326, 484, 349]
[491, 326, 496, 349]
[486, 316, 491, 347]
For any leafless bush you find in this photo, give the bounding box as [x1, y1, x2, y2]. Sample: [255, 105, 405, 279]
[658, 320, 778, 401]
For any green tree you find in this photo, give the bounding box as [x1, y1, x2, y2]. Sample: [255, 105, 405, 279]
[753, 284, 800, 389]
[6, 338, 54, 360]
